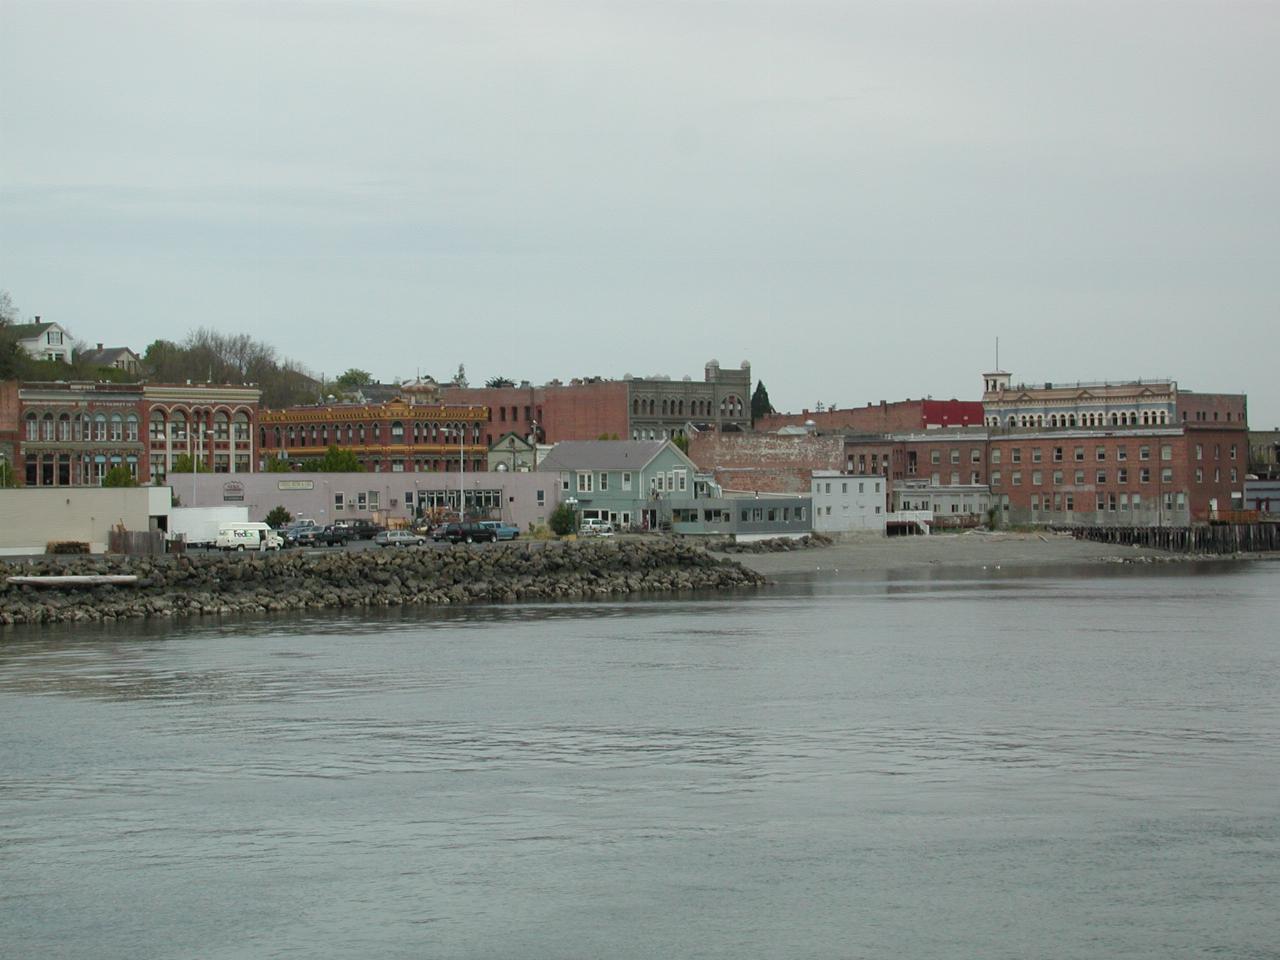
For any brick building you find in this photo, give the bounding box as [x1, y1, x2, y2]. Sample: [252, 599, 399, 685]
[686, 432, 845, 494]
[7, 380, 259, 487]
[259, 382, 490, 474]
[438, 360, 752, 446]
[757, 398, 984, 434]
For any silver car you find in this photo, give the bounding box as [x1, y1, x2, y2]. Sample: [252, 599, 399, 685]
[373, 529, 427, 548]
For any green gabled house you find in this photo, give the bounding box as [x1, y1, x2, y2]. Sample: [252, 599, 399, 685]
[537, 440, 710, 532]
[538, 439, 814, 538]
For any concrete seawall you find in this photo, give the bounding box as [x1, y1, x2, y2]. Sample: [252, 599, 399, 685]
[0, 541, 767, 627]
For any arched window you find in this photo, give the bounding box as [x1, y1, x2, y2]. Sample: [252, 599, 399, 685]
[110, 414, 123, 441]
[214, 411, 229, 440]
[1068, 414, 1076, 427]
[93, 414, 106, 441]
[25, 412, 37, 441]
[126, 414, 139, 441]
[391, 420, 404, 441]
[169, 411, 187, 441]
[58, 413, 71, 441]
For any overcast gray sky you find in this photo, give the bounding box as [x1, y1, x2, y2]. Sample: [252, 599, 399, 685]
[2, 1, 1277, 426]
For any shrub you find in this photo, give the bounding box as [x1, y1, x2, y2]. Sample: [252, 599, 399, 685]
[548, 503, 577, 536]
[265, 505, 292, 528]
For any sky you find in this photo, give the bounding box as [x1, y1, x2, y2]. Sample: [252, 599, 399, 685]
[2, 1, 1277, 426]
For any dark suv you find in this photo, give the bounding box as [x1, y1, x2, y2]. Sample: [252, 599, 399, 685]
[337, 519, 385, 540]
[316, 524, 355, 546]
[433, 522, 497, 544]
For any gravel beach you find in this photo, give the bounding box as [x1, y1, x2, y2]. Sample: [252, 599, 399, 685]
[724, 530, 1170, 577]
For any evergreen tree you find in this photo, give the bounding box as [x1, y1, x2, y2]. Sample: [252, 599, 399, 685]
[750, 380, 775, 425]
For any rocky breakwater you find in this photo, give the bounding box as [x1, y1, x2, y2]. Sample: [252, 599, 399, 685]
[0, 540, 767, 626]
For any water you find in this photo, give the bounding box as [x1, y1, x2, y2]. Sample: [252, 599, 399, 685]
[2, 561, 1278, 959]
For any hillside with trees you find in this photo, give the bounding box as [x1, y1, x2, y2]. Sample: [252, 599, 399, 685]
[1, 291, 319, 408]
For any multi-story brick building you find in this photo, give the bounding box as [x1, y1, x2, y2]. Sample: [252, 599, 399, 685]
[437, 360, 753, 446]
[259, 381, 489, 474]
[626, 360, 753, 440]
[7, 380, 260, 487]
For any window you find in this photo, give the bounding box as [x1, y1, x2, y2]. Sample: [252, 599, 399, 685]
[970, 448, 980, 463]
[1053, 447, 1063, 462]
[1195, 444, 1203, 460]
[1139, 445, 1150, 460]
[1117, 468, 1128, 483]
[1140, 468, 1150, 483]
[622, 472, 632, 491]
[1052, 471, 1063, 486]
[1195, 468, 1204, 483]
[335, 492, 345, 512]
[577, 472, 593, 493]
[1011, 448, 1022, 464]
[1012, 472, 1022, 486]
[950, 449, 959, 464]
[990, 471, 1002, 486]
[1032, 470, 1043, 485]
[1096, 470, 1106, 484]
[356, 492, 367, 510]
[599, 472, 608, 491]
[110, 415, 123, 441]
[1074, 470, 1085, 485]
[126, 415, 139, 441]
[1065, 494, 1074, 511]
[990, 449, 1002, 464]
[536, 489, 545, 506]
[1230, 444, 1238, 460]
[368, 491, 379, 510]
[1161, 445, 1173, 461]
[1116, 446, 1127, 461]
[950, 471, 960, 485]
[1161, 467, 1173, 483]
[1031, 448, 1042, 463]
[1074, 446, 1084, 461]
[676, 471, 687, 493]
[1096, 446, 1107, 461]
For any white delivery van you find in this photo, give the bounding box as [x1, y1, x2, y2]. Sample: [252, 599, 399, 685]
[215, 522, 283, 552]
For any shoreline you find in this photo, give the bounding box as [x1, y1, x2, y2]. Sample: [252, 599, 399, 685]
[723, 530, 1276, 577]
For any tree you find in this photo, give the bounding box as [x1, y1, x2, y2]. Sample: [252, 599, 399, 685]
[672, 434, 689, 454]
[485, 376, 515, 388]
[750, 380, 774, 425]
[263, 455, 292, 473]
[299, 446, 363, 472]
[335, 368, 373, 389]
[0, 460, 19, 488]
[169, 454, 210, 474]
[549, 502, 577, 536]
[101, 466, 138, 487]
[265, 505, 292, 528]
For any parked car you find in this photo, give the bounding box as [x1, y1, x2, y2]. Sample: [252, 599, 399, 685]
[336, 519, 385, 540]
[579, 518, 615, 537]
[478, 520, 520, 541]
[434, 522, 497, 544]
[373, 529, 427, 548]
[315, 524, 355, 547]
[281, 519, 318, 547]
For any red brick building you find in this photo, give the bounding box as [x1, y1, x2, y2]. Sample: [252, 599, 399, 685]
[7, 381, 259, 487]
[757, 398, 984, 434]
[258, 397, 490, 474]
[986, 426, 1245, 525]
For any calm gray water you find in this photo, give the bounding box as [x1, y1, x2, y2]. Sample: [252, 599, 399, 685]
[2, 561, 1278, 959]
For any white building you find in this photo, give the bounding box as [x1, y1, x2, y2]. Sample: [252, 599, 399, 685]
[810, 471, 886, 534]
[10, 319, 74, 363]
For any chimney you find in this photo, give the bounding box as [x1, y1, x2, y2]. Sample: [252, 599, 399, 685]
[97, 342, 104, 351]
